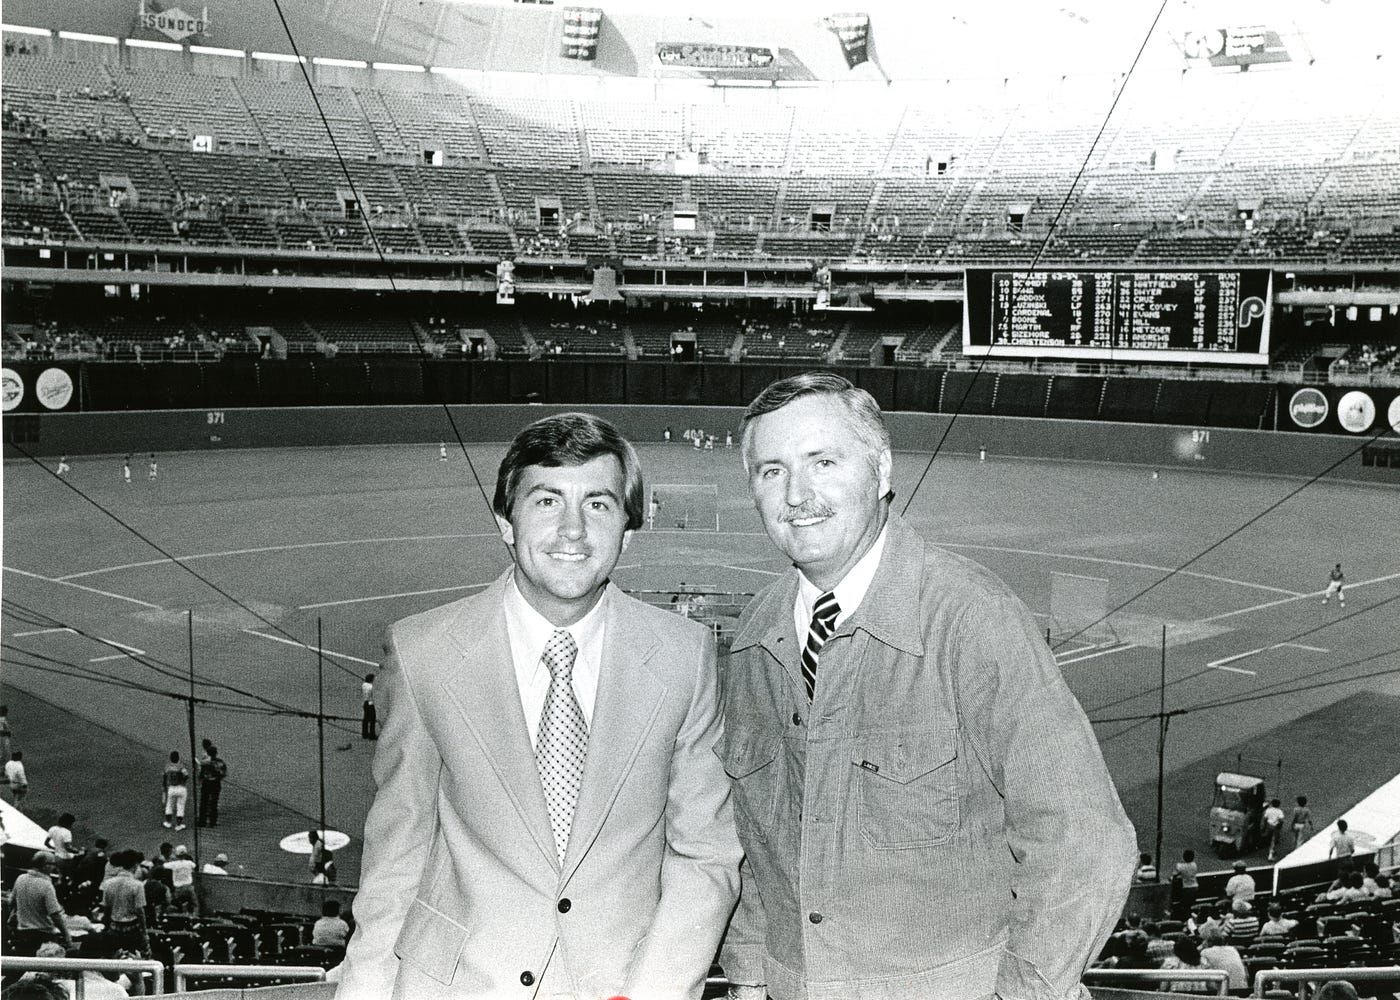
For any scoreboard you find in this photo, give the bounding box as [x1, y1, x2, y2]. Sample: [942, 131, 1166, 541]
[963, 269, 1273, 364]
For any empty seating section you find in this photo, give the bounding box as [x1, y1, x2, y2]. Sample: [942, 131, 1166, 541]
[236, 78, 378, 159]
[4, 50, 1398, 269]
[781, 177, 874, 234]
[580, 101, 685, 166]
[315, 315, 421, 348]
[593, 173, 682, 225]
[689, 104, 790, 170]
[162, 148, 296, 208]
[121, 67, 263, 151]
[495, 169, 588, 221]
[397, 164, 498, 220]
[787, 106, 898, 176]
[372, 90, 483, 162]
[1, 56, 145, 141]
[692, 176, 778, 229]
[471, 97, 581, 167]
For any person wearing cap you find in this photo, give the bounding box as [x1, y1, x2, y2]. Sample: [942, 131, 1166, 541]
[12, 851, 75, 956]
[201, 852, 230, 875]
[1225, 860, 1256, 903]
[165, 844, 198, 913]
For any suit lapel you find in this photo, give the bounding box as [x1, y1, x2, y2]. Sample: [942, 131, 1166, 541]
[439, 571, 560, 871]
[562, 586, 665, 877]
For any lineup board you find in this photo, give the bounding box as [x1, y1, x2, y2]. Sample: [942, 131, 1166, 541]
[963, 269, 1273, 364]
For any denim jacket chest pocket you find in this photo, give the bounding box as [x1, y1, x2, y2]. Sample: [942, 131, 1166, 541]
[716, 729, 781, 841]
[851, 727, 960, 849]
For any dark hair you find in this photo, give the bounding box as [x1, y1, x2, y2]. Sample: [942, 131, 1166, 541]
[1297, 795, 1308, 806]
[740, 371, 890, 470]
[1183, 849, 1195, 862]
[2, 977, 71, 1000]
[1173, 936, 1201, 965]
[1337, 819, 1348, 831]
[321, 899, 341, 917]
[493, 412, 644, 531]
[169, 751, 180, 762]
[57, 813, 75, 826]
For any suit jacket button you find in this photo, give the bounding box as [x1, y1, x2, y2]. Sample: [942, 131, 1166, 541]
[809, 912, 823, 924]
[557, 898, 571, 913]
[791, 712, 802, 726]
[520, 972, 534, 987]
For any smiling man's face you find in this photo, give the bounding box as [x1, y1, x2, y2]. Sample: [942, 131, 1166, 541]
[745, 393, 891, 591]
[497, 454, 633, 626]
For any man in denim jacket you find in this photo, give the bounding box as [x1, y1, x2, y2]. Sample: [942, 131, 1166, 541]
[719, 372, 1136, 1000]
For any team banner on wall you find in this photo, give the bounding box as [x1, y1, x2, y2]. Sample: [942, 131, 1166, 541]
[824, 13, 870, 69]
[656, 43, 776, 69]
[560, 8, 602, 61]
[137, 0, 210, 42]
[1182, 26, 1292, 68]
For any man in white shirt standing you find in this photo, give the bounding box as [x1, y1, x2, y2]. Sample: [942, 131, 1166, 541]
[165, 845, 198, 914]
[338, 413, 740, 1000]
[1225, 861, 1257, 903]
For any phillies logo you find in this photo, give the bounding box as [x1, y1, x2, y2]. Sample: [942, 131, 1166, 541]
[1237, 296, 1265, 328]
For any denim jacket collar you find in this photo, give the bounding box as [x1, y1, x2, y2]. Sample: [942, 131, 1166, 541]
[734, 511, 926, 658]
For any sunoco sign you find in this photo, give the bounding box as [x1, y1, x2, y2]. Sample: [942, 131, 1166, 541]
[138, 1, 209, 42]
[1287, 387, 1328, 429]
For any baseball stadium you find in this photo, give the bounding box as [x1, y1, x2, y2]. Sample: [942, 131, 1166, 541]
[1, 0, 1398, 996]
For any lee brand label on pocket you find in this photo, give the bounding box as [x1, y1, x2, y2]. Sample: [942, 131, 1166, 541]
[860, 760, 880, 773]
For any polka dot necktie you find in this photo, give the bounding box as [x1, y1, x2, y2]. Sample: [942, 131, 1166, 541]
[537, 630, 587, 865]
[801, 592, 840, 702]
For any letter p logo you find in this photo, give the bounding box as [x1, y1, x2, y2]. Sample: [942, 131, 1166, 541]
[1238, 296, 1266, 328]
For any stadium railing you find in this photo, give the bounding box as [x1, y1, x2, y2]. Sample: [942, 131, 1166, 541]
[1082, 968, 1229, 995]
[172, 963, 327, 992]
[3, 956, 166, 995]
[1252, 966, 1400, 998]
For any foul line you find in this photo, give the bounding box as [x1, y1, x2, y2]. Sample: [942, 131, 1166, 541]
[242, 629, 378, 667]
[3, 566, 164, 610]
[298, 583, 490, 610]
[1056, 641, 1137, 666]
[90, 639, 146, 663]
[1207, 641, 1331, 676]
[57, 533, 505, 581]
[13, 627, 77, 638]
[1196, 570, 1400, 625]
[935, 543, 1300, 597]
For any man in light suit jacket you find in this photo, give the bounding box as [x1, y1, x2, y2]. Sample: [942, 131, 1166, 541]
[338, 413, 741, 1000]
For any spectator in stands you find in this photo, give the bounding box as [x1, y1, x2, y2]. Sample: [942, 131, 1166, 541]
[1360, 861, 1381, 894]
[44, 814, 80, 868]
[1136, 852, 1159, 881]
[313, 900, 351, 950]
[720, 373, 1135, 1000]
[1224, 899, 1260, 947]
[6, 750, 30, 803]
[11, 852, 74, 957]
[164, 845, 197, 914]
[1262, 797, 1286, 860]
[1338, 871, 1369, 903]
[1314, 983, 1361, 1000]
[1174, 848, 1200, 910]
[1225, 860, 1256, 903]
[66, 935, 134, 1000]
[1144, 921, 1174, 964]
[101, 849, 149, 959]
[1258, 903, 1297, 939]
[312, 850, 337, 886]
[0, 704, 11, 761]
[1329, 818, 1357, 860]
[0, 977, 70, 1000]
[1159, 936, 1210, 994]
[139, 860, 167, 925]
[1373, 874, 1393, 899]
[1198, 926, 1248, 994]
[201, 852, 229, 875]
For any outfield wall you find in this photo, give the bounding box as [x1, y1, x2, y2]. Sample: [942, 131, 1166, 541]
[7, 403, 1397, 485]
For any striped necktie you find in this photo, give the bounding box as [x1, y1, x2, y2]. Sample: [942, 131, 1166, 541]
[536, 630, 587, 865]
[801, 591, 840, 701]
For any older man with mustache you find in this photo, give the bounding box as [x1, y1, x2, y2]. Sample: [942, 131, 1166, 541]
[717, 372, 1136, 1000]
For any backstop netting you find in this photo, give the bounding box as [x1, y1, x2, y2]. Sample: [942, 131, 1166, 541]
[649, 484, 719, 531]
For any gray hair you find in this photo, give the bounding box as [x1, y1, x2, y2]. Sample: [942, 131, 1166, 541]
[740, 372, 891, 472]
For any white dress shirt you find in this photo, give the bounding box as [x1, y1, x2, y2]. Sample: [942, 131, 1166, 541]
[793, 523, 889, 642]
[503, 570, 609, 749]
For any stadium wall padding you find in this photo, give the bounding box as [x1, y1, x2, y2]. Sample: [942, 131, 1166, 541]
[8, 403, 1396, 485]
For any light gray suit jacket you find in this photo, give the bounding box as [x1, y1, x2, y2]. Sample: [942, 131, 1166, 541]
[337, 569, 741, 1000]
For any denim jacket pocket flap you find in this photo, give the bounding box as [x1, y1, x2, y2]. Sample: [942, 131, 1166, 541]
[717, 731, 780, 779]
[394, 898, 467, 985]
[852, 729, 956, 784]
